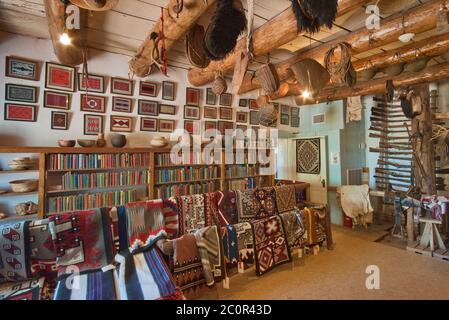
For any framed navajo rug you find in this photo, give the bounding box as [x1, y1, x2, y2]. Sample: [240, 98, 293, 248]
[206, 88, 216, 105]
[112, 96, 133, 113]
[251, 215, 291, 276]
[296, 138, 320, 174]
[5, 83, 38, 103]
[139, 81, 157, 97]
[162, 81, 175, 101]
[5, 56, 39, 81]
[4, 103, 37, 122]
[80, 94, 106, 113]
[45, 62, 76, 92]
[51, 111, 68, 130]
[111, 77, 134, 96]
[83, 114, 103, 135]
[110, 115, 132, 132]
[78, 73, 105, 93]
[140, 117, 158, 132]
[44, 91, 70, 110]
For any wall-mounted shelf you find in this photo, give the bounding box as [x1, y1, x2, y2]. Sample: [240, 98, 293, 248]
[0, 170, 39, 174]
[0, 191, 39, 198]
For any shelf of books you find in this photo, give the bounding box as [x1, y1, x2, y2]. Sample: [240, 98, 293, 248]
[45, 152, 151, 215]
[153, 149, 221, 199]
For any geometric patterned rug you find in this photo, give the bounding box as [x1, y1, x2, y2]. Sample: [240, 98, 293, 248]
[296, 138, 320, 174]
[251, 215, 291, 276]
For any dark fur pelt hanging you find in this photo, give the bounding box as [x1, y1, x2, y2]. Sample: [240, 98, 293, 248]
[204, 0, 247, 61]
[291, 0, 338, 34]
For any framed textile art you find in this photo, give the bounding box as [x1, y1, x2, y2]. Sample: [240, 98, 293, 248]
[5, 84, 38, 103]
[236, 111, 248, 123]
[204, 121, 217, 132]
[138, 100, 158, 116]
[239, 99, 247, 108]
[159, 119, 175, 133]
[280, 114, 289, 125]
[78, 73, 105, 93]
[83, 114, 103, 135]
[44, 91, 70, 110]
[5, 56, 39, 81]
[4, 103, 37, 122]
[45, 62, 76, 92]
[112, 96, 133, 113]
[204, 106, 218, 119]
[220, 93, 232, 106]
[159, 104, 176, 115]
[140, 81, 158, 97]
[249, 99, 259, 110]
[296, 138, 320, 174]
[110, 115, 132, 132]
[184, 105, 201, 120]
[218, 121, 234, 135]
[111, 77, 133, 96]
[184, 120, 201, 135]
[206, 88, 217, 105]
[51, 111, 68, 130]
[219, 107, 233, 120]
[162, 81, 175, 101]
[80, 94, 106, 113]
[140, 117, 158, 132]
[186, 87, 200, 106]
[249, 111, 259, 125]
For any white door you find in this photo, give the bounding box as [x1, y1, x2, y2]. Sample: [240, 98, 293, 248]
[291, 136, 328, 204]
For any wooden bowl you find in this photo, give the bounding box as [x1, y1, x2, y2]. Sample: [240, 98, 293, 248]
[58, 139, 76, 147]
[77, 139, 96, 147]
[9, 179, 38, 193]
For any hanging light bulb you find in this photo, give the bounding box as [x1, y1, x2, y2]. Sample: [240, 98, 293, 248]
[302, 90, 311, 99]
[60, 32, 71, 46]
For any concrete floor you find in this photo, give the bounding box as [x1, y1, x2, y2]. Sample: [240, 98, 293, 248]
[204, 225, 449, 300]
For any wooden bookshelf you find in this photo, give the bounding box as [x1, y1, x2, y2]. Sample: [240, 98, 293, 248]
[0, 170, 39, 174]
[0, 191, 39, 198]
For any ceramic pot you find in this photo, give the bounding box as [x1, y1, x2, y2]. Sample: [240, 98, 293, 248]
[111, 134, 127, 148]
[97, 133, 106, 147]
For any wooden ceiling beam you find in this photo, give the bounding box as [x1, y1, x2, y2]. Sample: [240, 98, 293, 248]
[294, 62, 449, 105]
[239, 0, 443, 94]
[129, 0, 216, 77]
[44, 0, 85, 66]
[187, 0, 372, 87]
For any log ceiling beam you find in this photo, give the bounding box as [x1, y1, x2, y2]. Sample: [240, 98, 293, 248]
[129, 0, 217, 78]
[294, 62, 449, 106]
[187, 0, 372, 87]
[44, 0, 85, 66]
[239, 0, 443, 94]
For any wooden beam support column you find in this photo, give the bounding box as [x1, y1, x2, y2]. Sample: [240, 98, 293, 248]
[239, 0, 443, 94]
[129, 0, 216, 77]
[187, 0, 372, 87]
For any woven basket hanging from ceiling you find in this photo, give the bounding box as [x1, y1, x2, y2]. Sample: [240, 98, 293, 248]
[186, 24, 210, 68]
[259, 101, 278, 127]
[255, 63, 280, 95]
[324, 42, 356, 87]
[289, 59, 330, 96]
[212, 72, 227, 95]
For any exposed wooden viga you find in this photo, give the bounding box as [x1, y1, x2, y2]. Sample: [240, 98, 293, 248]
[187, 0, 372, 87]
[129, 0, 216, 77]
[44, 0, 85, 66]
[294, 62, 449, 105]
[238, 0, 443, 94]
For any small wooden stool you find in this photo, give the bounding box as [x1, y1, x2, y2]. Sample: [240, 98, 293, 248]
[418, 217, 446, 252]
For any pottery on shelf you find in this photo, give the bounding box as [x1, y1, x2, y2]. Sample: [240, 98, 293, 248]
[58, 139, 76, 147]
[150, 136, 168, 148]
[97, 133, 106, 147]
[0, 189, 7, 195]
[111, 134, 127, 148]
[0, 213, 6, 220]
[9, 179, 38, 193]
[77, 139, 97, 147]
[8, 157, 35, 170]
[14, 201, 38, 216]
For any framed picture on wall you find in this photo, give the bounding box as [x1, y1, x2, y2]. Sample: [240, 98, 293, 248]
[206, 88, 217, 105]
[44, 91, 70, 110]
[5, 84, 38, 103]
[204, 121, 217, 132]
[249, 99, 259, 110]
[218, 121, 234, 135]
[186, 87, 200, 106]
[4, 103, 37, 122]
[5, 56, 40, 81]
[110, 115, 133, 132]
[51, 111, 69, 130]
[112, 97, 133, 113]
[184, 120, 201, 135]
[138, 100, 158, 116]
[140, 117, 158, 132]
[250, 110, 259, 125]
[162, 81, 175, 100]
[280, 114, 290, 125]
[238, 99, 247, 108]
[236, 111, 248, 123]
[219, 107, 233, 120]
[83, 114, 103, 135]
[45, 62, 76, 92]
[159, 119, 175, 133]
[220, 93, 232, 106]
[203, 106, 218, 119]
[80, 94, 106, 113]
[78, 73, 105, 93]
[111, 77, 133, 95]
[184, 105, 201, 120]
[159, 104, 176, 115]
[140, 81, 158, 97]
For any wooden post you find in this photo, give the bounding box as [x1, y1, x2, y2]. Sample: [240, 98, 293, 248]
[149, 151, 154, 200]
[38, 152, 46, 218]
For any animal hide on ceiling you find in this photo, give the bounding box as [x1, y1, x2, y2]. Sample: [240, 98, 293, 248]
[291, 0, 338, 34]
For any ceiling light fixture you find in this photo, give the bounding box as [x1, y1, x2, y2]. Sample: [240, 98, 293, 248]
[302, 90, 311, 99]
[59, 32, 71, 46]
